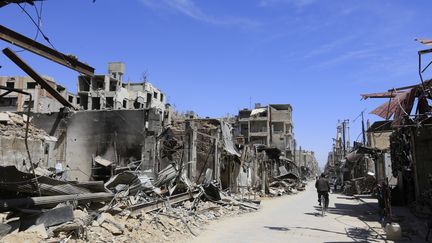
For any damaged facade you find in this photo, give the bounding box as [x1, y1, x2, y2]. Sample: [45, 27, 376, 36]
[0, 18, 316, 242]
[235, 103, 295, 160]
[0, 76, 78, 113]
[78, 62, 167, 117]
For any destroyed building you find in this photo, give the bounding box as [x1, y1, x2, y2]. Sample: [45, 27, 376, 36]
[0, 18, 305, 242]
[77, 62, 166, 117]
[235, 103, 294, 160]
[0, 76, 78, 113]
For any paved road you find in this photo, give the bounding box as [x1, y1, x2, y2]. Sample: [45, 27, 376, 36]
[192, 183, 390, 243]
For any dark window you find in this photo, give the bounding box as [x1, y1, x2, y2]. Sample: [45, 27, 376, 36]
[92, 97, 100, 110]
[79, 77, 90, 92]
[146, 93, 152, 108]
[27, 82, 37, 89]
[0, 97, 17, 107]
[68, 95, 74, 103]
[106, 97, 114, 108]
[123, 100, 127, 108]
[23, 100, 34, 109]
[109, 81, 117, 91]
[80, 95, 88, 110]
[153, 92, 158, 99]
[92, 78, 105, 90]
[160, 93, 164, 102]
[56, 86, 65, 92]
[76, 97, 81, 105]
[6, 82, 14, 89]
[273, 122, 284, 132]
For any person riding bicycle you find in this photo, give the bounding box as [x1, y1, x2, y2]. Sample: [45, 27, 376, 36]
[315, 173, 330, 207]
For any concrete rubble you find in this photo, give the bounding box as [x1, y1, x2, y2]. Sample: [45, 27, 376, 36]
[0, 22, 318, 242]
[0, 106, 315, 242]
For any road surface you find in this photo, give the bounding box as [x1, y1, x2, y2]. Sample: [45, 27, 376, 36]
[192, 183, 391, 243]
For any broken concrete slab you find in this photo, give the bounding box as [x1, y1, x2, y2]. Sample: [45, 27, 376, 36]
[0, 224, 11, 237]
[25, 224, 48, 239]
[97, 213, 124, 235]
[94, 156, 113, 167]
[20, 206, 74, 230]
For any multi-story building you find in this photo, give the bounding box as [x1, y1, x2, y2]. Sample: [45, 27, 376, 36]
[236, 103, 294, 158]
[77, 62, 166, 115]
[0, 76, 78, 113]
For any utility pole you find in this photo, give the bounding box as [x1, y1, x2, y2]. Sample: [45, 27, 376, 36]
[342, 121, 346, 157]
[361, 111, 366, 146]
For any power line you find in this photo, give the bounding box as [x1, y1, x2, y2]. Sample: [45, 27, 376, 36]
[16, 2, 58, 52]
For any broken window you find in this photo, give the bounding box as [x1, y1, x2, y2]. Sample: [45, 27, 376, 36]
[109, 80, 117, 91]
[240, 123, 249, 136]
[250, 136, 266, 145]
[56, 86, 66, 93]
[0, 97, 17, 107]
[78, 76, 90, 92]
[92, 97, 101, 110]
[250, 121, 267, 133]
[272, 122, 284, 133]
[80, 95, 88, 110]
[133, 100, 141, 109]
[44, 144, 49, 155]
[106, 97, 114, 108]
[146, 93, 152, 108]
[23, 100, 34, 109]
[6, 82, 14, 89]
[27, 82, 37, 89]
[92, 78, 105, 90]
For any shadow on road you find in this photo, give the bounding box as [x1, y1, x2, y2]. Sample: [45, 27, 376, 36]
[263, 226, 290, 231]
[301, 195, 388, 242]
[304, 212, 321, 217]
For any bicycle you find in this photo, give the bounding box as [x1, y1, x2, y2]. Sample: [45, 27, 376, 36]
[321, 194, 328, 216]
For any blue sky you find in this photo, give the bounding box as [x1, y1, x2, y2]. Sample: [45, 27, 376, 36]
[1, 0, 431, 167]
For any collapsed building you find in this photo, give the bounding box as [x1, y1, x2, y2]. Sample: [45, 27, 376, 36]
[0, 20, 311, 241]
[77, 62, 168, 119]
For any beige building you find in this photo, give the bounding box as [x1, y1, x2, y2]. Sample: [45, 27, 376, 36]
[77, 62, 166, 116]
[0, 76, 78, 113]
[236, 103, 294, 158]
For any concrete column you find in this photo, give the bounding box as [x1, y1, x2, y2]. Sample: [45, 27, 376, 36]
[186, 121, 197, 181]
[214, 128, 220, 181]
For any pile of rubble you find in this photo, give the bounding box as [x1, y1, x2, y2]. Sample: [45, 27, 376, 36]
[0, 162, 260, 242]
[343, 176, 376, 196]
[268, 170, 305, 197]
[0, 112, 48, 140]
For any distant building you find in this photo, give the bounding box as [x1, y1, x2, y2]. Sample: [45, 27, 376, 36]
[77, 62, 166, 116]
[0, 76, 78, 113]
[235, 103, 294, 158]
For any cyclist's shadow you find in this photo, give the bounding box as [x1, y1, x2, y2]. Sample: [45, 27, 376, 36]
[304, 206, 327, 217]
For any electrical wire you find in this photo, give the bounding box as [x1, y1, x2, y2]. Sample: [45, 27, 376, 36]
[15, 2, 72, 67]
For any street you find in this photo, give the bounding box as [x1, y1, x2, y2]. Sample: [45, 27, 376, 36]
[193, 183, 389, 243]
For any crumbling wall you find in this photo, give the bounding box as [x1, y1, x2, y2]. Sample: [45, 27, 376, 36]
[0, 137, 45, 170]
[33, 109, 161, 181]
[412, 125, 432, 198]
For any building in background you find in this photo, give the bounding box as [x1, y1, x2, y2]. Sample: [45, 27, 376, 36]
[77, 62, 166, 116]
[0, 76, 78, 113]
[235, 103, 294, 159]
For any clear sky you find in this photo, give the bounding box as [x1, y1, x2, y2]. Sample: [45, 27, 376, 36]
[1, 0, 431, 167]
